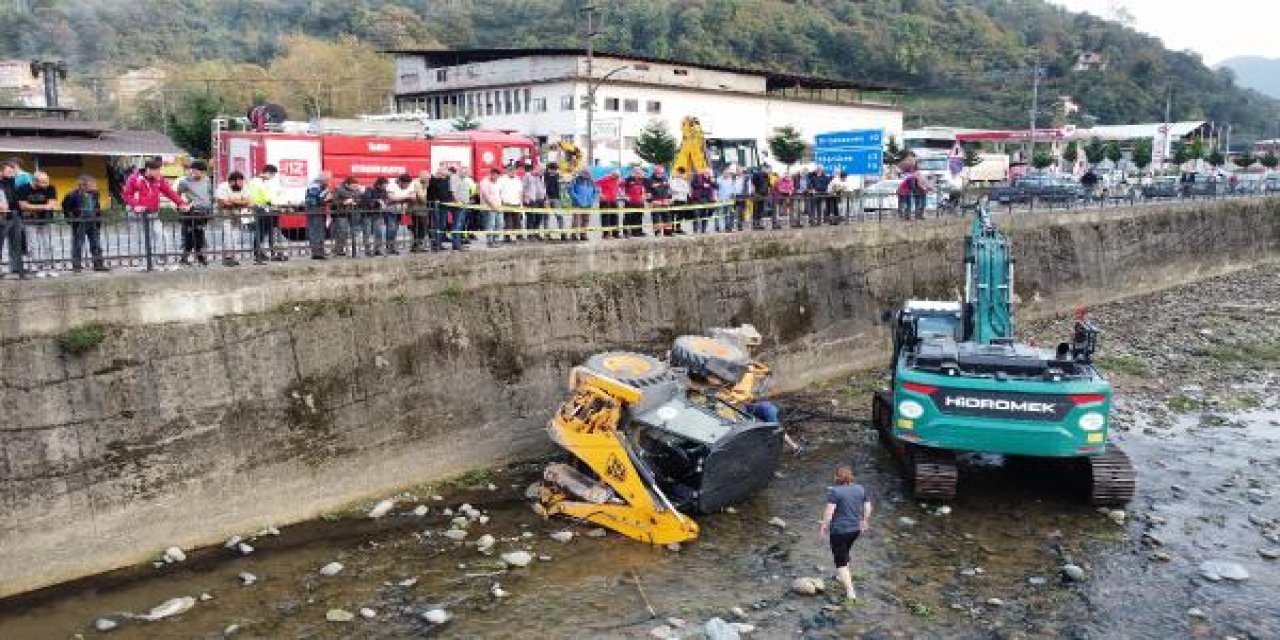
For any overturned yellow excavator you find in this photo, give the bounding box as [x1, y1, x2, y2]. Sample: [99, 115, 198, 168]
[536, 327, 783, 544]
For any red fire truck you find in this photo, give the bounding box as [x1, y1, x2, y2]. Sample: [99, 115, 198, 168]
[212, 119, 538, 230]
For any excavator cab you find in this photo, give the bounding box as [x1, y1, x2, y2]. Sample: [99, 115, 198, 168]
[706, 138, 761, 174]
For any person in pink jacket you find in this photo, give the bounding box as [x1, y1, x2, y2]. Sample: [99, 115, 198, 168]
[122, 158, 189, 261]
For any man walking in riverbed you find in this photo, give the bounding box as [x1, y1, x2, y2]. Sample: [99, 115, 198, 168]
[819, 465, 872, 602]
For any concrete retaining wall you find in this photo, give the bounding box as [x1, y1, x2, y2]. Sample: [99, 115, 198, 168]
[2, 199, 1278, 596]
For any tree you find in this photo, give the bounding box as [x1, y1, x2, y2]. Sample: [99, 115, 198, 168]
[1131, 138, 1153, 170]
[1104, 140, 1123, 164]
[165, 90, 225, 159]
[1232, 152, 1256, 169]
[634, 119, 678, 166]
[1205, 150, 1225, 168]
[1186, 138, 1205, 161]
[963, 147, 982, 169]
[1084, 138, 1106, 164]
[1262, 152, 1280, 170]
[767, 125, 808, 169]
[885, 136, 905, 166]
[1172, 142, 1190, 166]
[453, 115, 480, 131]
[1031, 151, 1054, 170]
[1062, 141, 1079, 164]
[269, 34, 392, 118]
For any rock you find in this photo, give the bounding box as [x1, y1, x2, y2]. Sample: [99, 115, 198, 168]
[733, 623, 757, 635]
[224, 535, 242, 549]
[162, 547, 186, 563]
[442, 507, 454, 517]
[667, 543, 682, 552]
[367, 499, 395, 519]
[1187, 607, 1209, 619]
[198, 592, 213, 601]
[1258, 548, 1280, 560]
[725, 506, 738, 514]
[524, 483, 543, 500]
[650, 625, 675, 639]
[538, 555, 553, 562]
[94, 618, 118, 632]
[238, 572, 257, 586]
[501, 551, 534, 568]
[1141, 532, 1165, 547]
[730, 606, 748, 619]
[1198, 560, 1249, 581]
[986, 598, 1004, 607]
[705, 617, 742, 640]
[936, 505, 952, 516]
[959, 568, 977, 577]
[1107, 510, 1127, 525]
[141, 596, 196, 621]
[587, 528, 608, 538]
[475, 534, 496, 551]
[319, 562, 344, 576]
[451, 517, 470, 529]
[1061, 564, 1087, 582]
[442, 529, 468, 541]
[550, 531, 575, 543]
[666, 617, 687, 628]
[254, 525, 280, 537]
[326, 609, 355, 622]
[768, 517, 787, 529]
[478, 515, 490, 525]
[431, 495, 444, 502]
[487, 483, 498, 491]
[491, 583, 509, 599]
[397, 577, 418, 587]
[412, 505, 429, 517]
[237, 543, 254, 556]
[360, 607, 376, 619]
[224, 624, 240, 636]
[1152, 551, 1174, 562]
[791, 577, 825, 595]
[422, 608, 451, 624]
[898, 517, 918, 527]
[1028, 576, 1048, 586]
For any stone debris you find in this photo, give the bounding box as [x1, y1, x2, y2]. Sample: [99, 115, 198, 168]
[238, 572, 258, 586]
[475, 534, 496, 552]
[733, 623, 757, 635]
[224, 536, 243, 549]
[162, 547, 186, 564]
[1259, 548, 1280, 560]
[501, 551, 534, 568]
[587, 528, 608, 538]
[986, 598, 1004, 607]
[325, 608, 355, 622]
[730, 606, 748, 620]
[432, 495, 444, 502]
[1198, 560, 1249, 582]
[443, 529, 468, 541]
[705, 617, 742, 640]
[1028, 576, 1048, 586]
[224, 624, 240, 636]
[666, 617, 687, 628]
[140, 596, 196, 621]
[413, 505, 429, 517]
[422, 608, 451, 624]
[397, 577, 419, 587]
[254, 525, 280, 538]
[487, 483, 499, 491]
[791, 577, 825, 595]
[442, 508, 454, 517]
[491, 583, 510, 599]
[1188, 607, 1209, 619]
[367, 499, 396, 519]
[198, 592, 213, 601]
[768, 517, 787, 529]
[898, 517, 918, 527]
[936, 505, 952, 516]
[1108, 510, 1127, 525]
[360, 607, 377, 619]
[451, 517, 471, 529]
[319, 562, 344, 576]
[93, 618, 118, 632]
[1061, 564, 1087, 582]
[724, 506, 738, 514]
[550, 531, 575, 543]
[650, 625, 674, 639]
[478, 515, 491, 525]
[237, 543, 254, 556]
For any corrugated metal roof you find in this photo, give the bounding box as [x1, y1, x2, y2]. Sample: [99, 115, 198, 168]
[1068, 121, 1206, 141]
[0, 130, 183, 156]
[0, 117, 113, 134]
[385, 47, 902, 93]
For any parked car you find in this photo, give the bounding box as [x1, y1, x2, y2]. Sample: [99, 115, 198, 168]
[989, 174, 1082, 204]
[1142, 176, 1179, 199]
[1181, 173, 1221, 197]
[1264, 171, 1280, 193]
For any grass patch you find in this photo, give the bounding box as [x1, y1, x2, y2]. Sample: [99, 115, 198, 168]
[391, 293, 409, 305]
[448, 467, 493, 488]
[907, 601, 933, 617]
[440, 282, 464, 299]
[1221, 393, 1264, 411]
[1097, 354, 1151, 377]
[1195, 340, 1280, 367]
[58, 324, 106, 355]
[276, 299, 355, 319]
[1166, 395, 1202, 413]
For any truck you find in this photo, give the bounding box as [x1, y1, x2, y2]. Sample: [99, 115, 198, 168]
[212, 118, 538, 231]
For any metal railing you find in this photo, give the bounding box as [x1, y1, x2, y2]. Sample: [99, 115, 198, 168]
[0, 188, 1270, 278]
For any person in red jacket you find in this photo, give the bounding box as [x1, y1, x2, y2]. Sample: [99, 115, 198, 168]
[123, 158, 189, 263]
[622, 166, 649, 238]
[596, 170, 623, 239]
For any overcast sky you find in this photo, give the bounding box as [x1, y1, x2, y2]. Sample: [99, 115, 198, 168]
[1049, 0, 1280, 64]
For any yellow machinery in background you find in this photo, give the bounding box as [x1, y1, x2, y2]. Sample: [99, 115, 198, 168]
[537, 329, 783, 545]
[554, 139, 585, 176]
[673, 116, 709, 177]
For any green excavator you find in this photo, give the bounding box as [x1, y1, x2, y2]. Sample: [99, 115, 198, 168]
[872, 205, 1136, 504]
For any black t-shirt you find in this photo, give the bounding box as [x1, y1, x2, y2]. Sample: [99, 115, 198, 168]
[16, 184, 57, 221]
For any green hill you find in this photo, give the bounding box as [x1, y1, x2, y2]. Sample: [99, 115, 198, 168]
[2, 0, 1275, 140]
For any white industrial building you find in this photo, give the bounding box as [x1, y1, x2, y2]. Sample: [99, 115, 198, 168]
[389, 48, 904, 168]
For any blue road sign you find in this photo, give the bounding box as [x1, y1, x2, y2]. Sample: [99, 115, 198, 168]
[815, 130, 884, 149]
[814, 129, 884, 176]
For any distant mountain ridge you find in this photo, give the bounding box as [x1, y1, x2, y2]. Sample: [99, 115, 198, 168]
[1217, 56, 1280, 100]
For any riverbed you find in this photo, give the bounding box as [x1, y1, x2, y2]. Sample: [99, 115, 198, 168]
[1, 265, 1277, 639]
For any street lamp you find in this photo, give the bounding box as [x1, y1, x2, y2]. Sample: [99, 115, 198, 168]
[584, 65, 632, 167]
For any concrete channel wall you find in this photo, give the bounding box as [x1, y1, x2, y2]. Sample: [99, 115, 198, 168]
[2, 199, 1278, 597]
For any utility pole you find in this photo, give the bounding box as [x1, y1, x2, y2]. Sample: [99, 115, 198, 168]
[1029, 59, 1042, 164]
[581, 2, 599, 167]
[1161, 86, 1172, 167]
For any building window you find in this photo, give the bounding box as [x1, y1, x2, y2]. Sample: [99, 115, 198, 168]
[604, 97, 619, 111]
[532, 97, 547, 112]
[623, 99, 638, 113]
[560, 95, 574, 110]
[623, 136, 638, 150]
[436, 69, 447, 82]
[647, 100, 661, 114]
[524, 88, 532, 110]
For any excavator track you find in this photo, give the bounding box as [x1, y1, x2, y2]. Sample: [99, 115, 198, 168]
[1086, 444, 1136, 506]
[910, 446, 959, 501]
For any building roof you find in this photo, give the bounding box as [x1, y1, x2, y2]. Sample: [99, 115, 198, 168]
[0, 130, 183, 156]
[1069, 121, 1206, 141]
[385, 47, 900, 93]
[0, 117, 113, 135]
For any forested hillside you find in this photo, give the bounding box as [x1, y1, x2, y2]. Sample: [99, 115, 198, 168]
[1, 0, 1275, 140]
